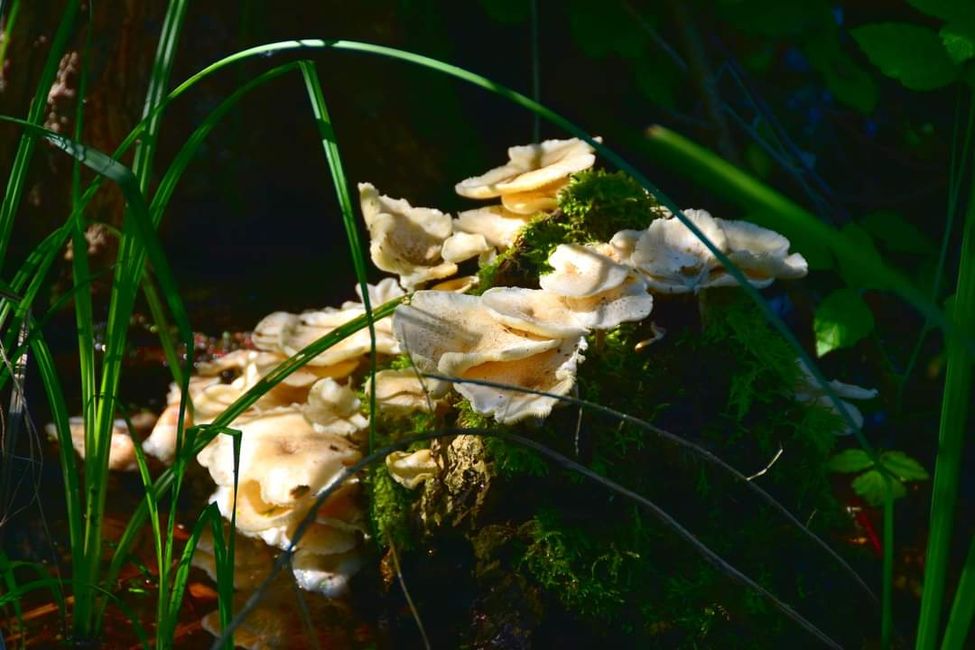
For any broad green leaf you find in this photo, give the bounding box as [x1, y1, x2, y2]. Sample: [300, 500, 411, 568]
[826, 449, 874, 473]
[852, 470, 906, 507]
[941, 23, 975, 64]
[879, 451, 929, 481]
[852, 23, 960, 91]
[814, 288, 876, 357]
[860, 210, 937, 255]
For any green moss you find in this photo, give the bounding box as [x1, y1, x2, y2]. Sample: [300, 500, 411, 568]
[366, 464, 414, 551]
[558, 169, 659, 240]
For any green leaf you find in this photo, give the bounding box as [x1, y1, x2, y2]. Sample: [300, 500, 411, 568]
[941, 23, 975, 64]
[814, 288, 876, 357]
[852, 470, 906, 507]
[879, 451, 929, 481]
[827, 449, 874, 473]
[860, 210, 937, 255]
[852, 23, 960, 91]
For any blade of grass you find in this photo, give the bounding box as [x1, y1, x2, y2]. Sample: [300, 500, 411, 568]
[297, 61, 378, 452]
[214, 427, 844, 650]
[0, 0, 79, 270]
[0, 0, 21, 71]
[883, 478, 894, 649]
[916, 142, 975, 650]
[941, 534, 975, 649]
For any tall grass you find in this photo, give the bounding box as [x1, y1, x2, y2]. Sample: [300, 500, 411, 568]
[0, 11, 970, 650]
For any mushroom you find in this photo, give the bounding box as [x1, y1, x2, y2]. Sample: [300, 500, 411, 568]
[364, 369, 443, 415]
[794, 361, 878, 434]
[358, 182, 457, 289]
[627, 209, 808, 293]
[291, 549, 365, 597]
[393, 291, 588, 424]
[540, 243, 633, 297]
[441, 231, 492, 264]
[454, 205, 534, 250]
[46, 417, 140, 472]
[301, 378, 368, 437]
[385, 449, 441, 489]
[455, 137, 597, 200]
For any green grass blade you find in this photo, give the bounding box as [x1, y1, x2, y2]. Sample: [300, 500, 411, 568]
[883, 479, 894, 649]
[0, 0, 79, 270]
[297, 61, 379, 451]
[0, 0, 21, 71]
[941, 534, 975, 649]
[164, 503, 220, 644]
[131, 0, 188, 189]
[916, 151, 975, 650]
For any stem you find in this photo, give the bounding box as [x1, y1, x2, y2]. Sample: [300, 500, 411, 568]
[883, 477, 894, 649]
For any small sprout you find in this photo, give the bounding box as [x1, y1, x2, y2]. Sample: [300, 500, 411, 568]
[827, 448, 928, 506]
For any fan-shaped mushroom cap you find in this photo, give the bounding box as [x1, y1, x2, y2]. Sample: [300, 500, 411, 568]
[715, 219, 808, 287]
[455, 335, 587, 424]
[430, 275, 478, 293]
[192, 526, 274, 591]
[795, 361, 878, 433]
[364, 369, 443, 415]
[441, 231, 491, 264]
[291, 549, 364, 597]
[500, 179, 568, 215]
[630, 209, 728, 293]
[254, 306, 399, 367]
[455, 137, 597, 199]
[455, 205, 533, 249]
[606, 229, 643, 265]
[197, 409, 360, 507]
[385, 449, 441, 489]
[48, 417, 138, 472]
[483, 277, 653, 335]
[358, 182, 457, 289]
[540, 243, 632, 297]
[392, 291, 560, 378]
[302, 378, 368, 437]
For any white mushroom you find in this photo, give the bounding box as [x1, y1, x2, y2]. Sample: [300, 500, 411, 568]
[441, 231, 492, 264]
[358, 182, 457, 289]
[392, 291, 588, 423]
[291, 549, 365, 597]
[455, 335, 588, 424]
[714, 219, 809, 287]
[794, 361, 878, 434]
[364, 369, 443, 415]
[302, 378, 368, 437]
[455, 205, 534, 249]
[500, 179, 568, 215]
[630, 209, 728, 294]
[455, 138, 597, 199]
[540, 243, 632, 297]
[385, 449, 441, 489]
[47, 417, 139, 472]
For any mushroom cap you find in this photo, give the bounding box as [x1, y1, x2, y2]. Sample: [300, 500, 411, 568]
[385, 449, 441, 489]
[481, 287, 590, 338]
[302, 378, 368, 437]
[539, 243, 632, 297]
[560, 275, 654, 330]
[712, 219, 809, 287]
[454, 137, 596, 199]
[794, 361, 878, 434]
[291, 549, 364, 597]
[50, 417, 138, 472]
[455, 205, 533, 249]
[441, 231, 491, 264]
[499, 178, 567, 215]
[429, 275, 478, 293]
[359, 182, 457, 289]
[197, 409, 360, 507]
[606, 229, 643, 265]
[630, 209, 728, 293]
[364, 369, 443, 414]
[392, 291, 559, 379]
[455, 335, 588, 424]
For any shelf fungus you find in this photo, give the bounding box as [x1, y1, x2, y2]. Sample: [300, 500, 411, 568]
[365, 369, 444, 415]
[454, 205, 534, 251]
[795, 361, 878, 434]
[46, 416, 143, 472]
[455, 137, 598, 218]
[385, 449, 442, 489]
[393, 290, 587, 424]
[358, 182, 457, 289]
[627, 209, 808, 293]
